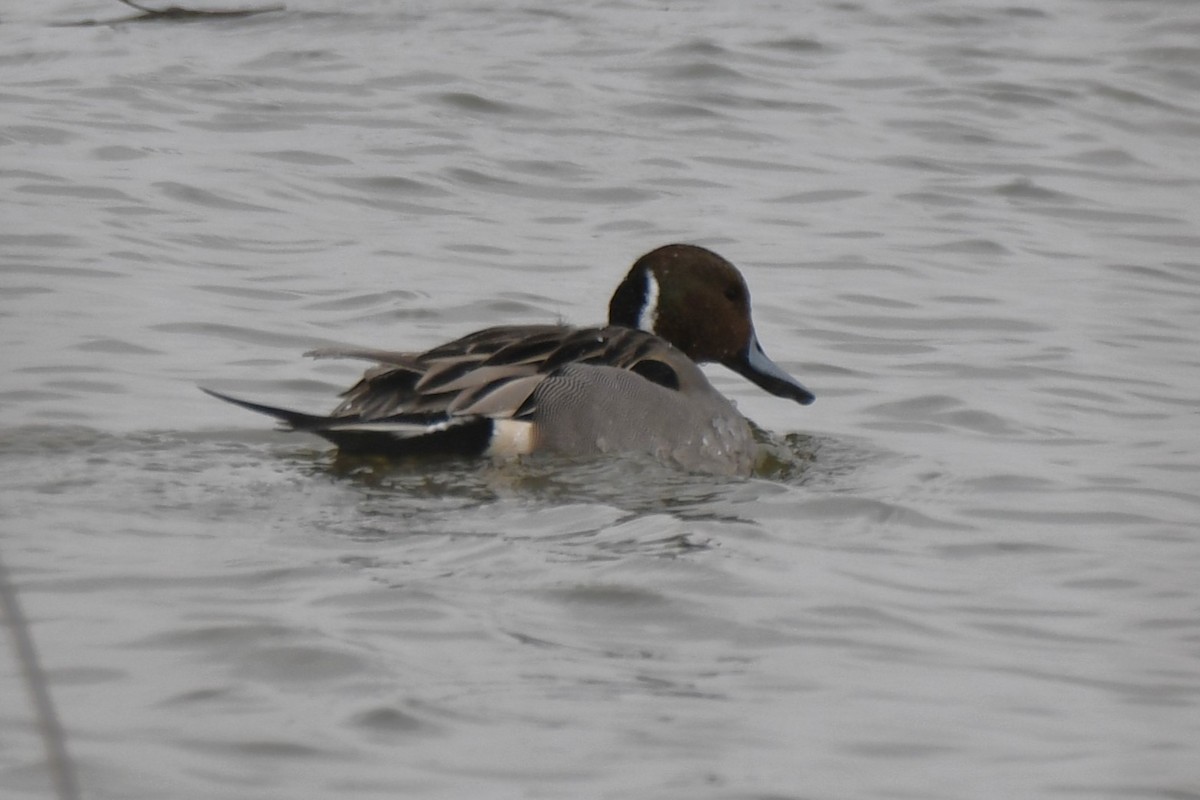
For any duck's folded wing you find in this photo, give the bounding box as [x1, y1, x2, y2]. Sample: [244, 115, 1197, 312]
[325, 325, 572, 419]
[307, 325, 672, 423]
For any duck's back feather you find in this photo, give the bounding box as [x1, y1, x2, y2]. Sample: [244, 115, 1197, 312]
[323, 325, 679, 423]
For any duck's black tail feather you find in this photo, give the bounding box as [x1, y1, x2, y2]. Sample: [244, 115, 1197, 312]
[201, 388, 330, 430]
[200, 387, 494, 457]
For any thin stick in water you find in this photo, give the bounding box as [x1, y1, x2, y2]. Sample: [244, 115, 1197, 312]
[0, 550, 81, 800]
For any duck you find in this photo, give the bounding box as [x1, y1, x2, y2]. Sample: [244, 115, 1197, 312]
[203, 243, 814, 476]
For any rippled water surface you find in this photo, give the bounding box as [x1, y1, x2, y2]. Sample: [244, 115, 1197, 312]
[3, 1, 1200, 798]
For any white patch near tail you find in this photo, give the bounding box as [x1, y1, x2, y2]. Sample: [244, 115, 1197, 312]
[486, 419, 535, 456]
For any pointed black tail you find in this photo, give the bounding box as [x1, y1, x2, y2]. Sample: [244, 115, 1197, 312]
[200, 387, 331, 430]
[200, 387, 495, 457]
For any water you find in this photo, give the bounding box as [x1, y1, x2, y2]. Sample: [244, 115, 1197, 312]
[3, 1, 1199, 797]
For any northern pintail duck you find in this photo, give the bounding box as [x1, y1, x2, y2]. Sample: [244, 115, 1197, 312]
[204, 244, 814, 475]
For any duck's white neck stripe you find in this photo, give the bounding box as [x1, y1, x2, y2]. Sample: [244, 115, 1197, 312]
[637, 272, 660, 333]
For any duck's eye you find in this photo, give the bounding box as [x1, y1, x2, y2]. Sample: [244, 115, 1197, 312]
[723, 285, 743, 303]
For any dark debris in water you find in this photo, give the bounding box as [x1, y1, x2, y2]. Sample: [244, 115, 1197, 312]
[53, 0, 284, 27]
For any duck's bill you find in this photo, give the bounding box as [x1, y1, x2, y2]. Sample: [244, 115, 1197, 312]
[731, 332, 815, 406]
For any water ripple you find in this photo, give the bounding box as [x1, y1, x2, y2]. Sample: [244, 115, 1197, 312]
[3, 2, 1200, 798]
